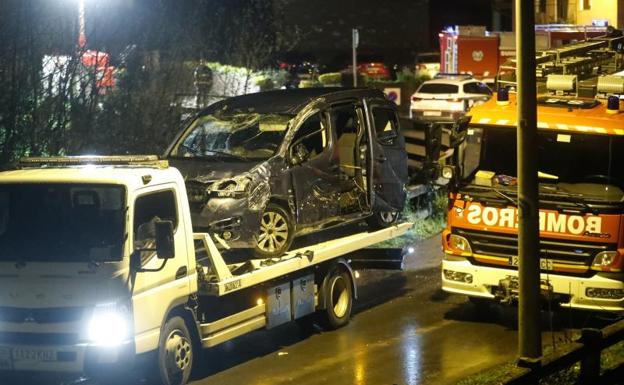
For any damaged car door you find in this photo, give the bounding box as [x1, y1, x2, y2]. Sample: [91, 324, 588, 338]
[367, 103, 408, 213]
[288, 111, 340, 225]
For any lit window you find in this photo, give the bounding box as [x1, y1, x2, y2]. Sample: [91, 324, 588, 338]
[580, 0, 591, 11]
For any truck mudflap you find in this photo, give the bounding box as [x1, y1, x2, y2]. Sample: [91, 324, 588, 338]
[442, 257, 624, 312]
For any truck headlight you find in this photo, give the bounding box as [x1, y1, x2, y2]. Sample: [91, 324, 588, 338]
[87, 302, 131, 346]
[591, 251, 621, 272]
[447, 234, 472, 255]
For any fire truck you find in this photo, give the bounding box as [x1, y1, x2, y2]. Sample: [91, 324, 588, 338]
[437, 56, 624, 312]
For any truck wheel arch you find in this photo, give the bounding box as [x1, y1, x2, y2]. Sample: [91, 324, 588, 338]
[317, 259, 358, 310]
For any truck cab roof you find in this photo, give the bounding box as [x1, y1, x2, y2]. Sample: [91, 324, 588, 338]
[468, 93, 624, 136]
[0, 156, 183, 191]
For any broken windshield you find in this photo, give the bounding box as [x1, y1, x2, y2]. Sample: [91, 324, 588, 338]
[461, 127, 624, 202]
[0, 184, 126, 262]
[172, 112, 292, 160]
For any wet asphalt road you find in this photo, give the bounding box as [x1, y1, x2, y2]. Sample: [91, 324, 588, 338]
[184, 235, 607, 385]
[9, 233, 617, 385]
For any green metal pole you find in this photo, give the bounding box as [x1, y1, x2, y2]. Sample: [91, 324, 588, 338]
[516, 0, 542, 360]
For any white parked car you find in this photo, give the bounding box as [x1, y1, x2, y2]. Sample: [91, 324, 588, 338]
[409, 75, 492, 122]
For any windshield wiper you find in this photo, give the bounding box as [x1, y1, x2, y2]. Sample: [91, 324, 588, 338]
[540, 184, 594, 213]
[492, 187, 518, 207]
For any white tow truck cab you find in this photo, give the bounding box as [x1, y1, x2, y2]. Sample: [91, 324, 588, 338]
[0, 156, 411, 385]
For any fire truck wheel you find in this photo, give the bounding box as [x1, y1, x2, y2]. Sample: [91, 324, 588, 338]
[319, 269, 353, 330]
[156, 316, 194, 385]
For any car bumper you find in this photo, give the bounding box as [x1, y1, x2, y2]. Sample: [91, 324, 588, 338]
[192, 196, 263, 248]
[410, 109, 465, 122]
[441, 257, 624, 312]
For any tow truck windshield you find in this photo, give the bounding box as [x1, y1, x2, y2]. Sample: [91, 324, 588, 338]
[0, 183, 126, 262]
[462, 127, 624, 202]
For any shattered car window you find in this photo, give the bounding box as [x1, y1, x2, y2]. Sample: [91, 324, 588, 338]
[173, 113, 292, 160]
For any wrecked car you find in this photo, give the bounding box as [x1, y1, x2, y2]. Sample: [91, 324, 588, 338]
[165, 88, 408, 257]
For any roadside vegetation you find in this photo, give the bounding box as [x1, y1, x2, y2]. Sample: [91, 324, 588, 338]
[376, 186, 447, 248]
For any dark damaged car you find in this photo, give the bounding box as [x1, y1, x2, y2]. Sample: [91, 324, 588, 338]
[165, 88, 408, 257]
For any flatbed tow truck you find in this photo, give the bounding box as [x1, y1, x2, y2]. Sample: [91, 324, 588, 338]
[0, 156, 411, 385]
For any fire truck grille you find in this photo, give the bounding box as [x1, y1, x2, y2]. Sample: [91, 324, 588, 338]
[455, 228, 613, 273]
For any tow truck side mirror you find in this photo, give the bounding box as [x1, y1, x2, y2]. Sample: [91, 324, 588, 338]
[155, 220, 175, 260]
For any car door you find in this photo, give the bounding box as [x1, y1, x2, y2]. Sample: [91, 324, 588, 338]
[367, 102, 408, 211]
[288, 111, 341, 225]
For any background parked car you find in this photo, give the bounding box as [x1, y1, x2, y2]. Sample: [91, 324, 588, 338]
[166, 88, 408, 258]
[409, 74, 492, 122]
[415, 52, 440, 79]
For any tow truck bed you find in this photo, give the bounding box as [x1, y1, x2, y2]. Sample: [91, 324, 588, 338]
[196, 222, 412, 296]
[193, 223, 412, 347]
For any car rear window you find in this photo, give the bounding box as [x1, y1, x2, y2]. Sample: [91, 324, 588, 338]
[417, 83, 458, 94]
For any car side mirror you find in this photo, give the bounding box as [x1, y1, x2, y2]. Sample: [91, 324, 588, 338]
[155, 220, 175, 260]
[290, 142, 310, 166]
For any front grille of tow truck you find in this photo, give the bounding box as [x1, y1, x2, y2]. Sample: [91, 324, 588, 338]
[0, 306, 86, 324]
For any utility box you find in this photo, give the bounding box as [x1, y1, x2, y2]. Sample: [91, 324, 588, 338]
[267, 282, 291, 329]
[292, 274, 315, 319]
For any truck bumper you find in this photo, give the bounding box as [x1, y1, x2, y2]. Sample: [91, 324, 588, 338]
[441, 257, 624, 313]
[0, 340, 134, 375]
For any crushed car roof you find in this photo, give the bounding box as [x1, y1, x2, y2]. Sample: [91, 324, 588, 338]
[200, 88, 387, 116]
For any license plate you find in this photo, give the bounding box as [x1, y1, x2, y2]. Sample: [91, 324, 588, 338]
[423, 110, 442, 116]
[0, 347, 11, 370]
[12, 347, 57, 363]
[509, 256, 554, 270]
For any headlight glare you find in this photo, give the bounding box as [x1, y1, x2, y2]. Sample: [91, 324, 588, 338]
[87, 303, 131, 346]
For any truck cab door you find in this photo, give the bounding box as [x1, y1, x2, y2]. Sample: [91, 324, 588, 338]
[130, 187, 193, 353]
[289, 111, 340, 225]
[367, 104, 408, 211]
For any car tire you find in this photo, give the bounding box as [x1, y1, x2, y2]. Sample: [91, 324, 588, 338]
[254, 203, 294, 258]
[319, 269, 353, 330]
[366, 210, 400, 229]
[155, 316, 194, 385]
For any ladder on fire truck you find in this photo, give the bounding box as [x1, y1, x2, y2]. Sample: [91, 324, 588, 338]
[498, 33, 624, 94]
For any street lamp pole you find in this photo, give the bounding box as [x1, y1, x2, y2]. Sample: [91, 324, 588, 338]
[516, 0, 542, 361]
[78, 0, 87, 49]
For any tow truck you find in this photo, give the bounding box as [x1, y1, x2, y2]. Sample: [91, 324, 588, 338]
[0, 156, 411, 385]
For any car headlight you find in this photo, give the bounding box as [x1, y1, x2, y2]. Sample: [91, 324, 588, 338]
[87, 302, 132, 346]
[213, 175, 251, 198]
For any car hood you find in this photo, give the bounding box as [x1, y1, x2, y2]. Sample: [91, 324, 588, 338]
[168, 158, 265, 184]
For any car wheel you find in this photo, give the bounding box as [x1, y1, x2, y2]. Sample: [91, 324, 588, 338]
[319, 268, 353, 330]
[156, 316, 194, 385]
[366, 210, 400, 229]
[254, 203, 294, 258]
